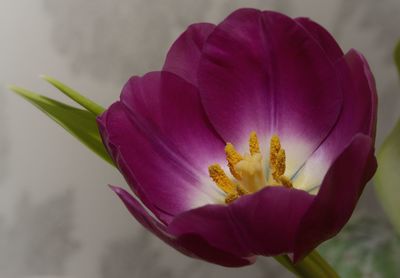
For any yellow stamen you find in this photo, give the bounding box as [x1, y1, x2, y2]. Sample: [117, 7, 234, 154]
[208, 132, 294, 205]
[269, 135, 292, 187]
[226, 185, 248, 204]
[270, 135, 281, 166]
[249, 131, 260, 155]
[225, 194, 239, 204]
[225, 186, 248, 204]
[279, 176, 293, 188]
[208, 164, 236, 195]
[236, 186, 248, 196]
[225, 143, 243, 180]
[272, 149, 286, 180]
[208, 164, 247, 204]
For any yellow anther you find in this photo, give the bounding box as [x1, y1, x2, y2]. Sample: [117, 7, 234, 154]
[208, 164, 248, 204]
[225, 185, 248, 204]
[269, 134, 292, 186]
[225, 143, 243, 180]
[249, 131, 260, 155]
[225, 194, 239, 204]
[208, 164, 237, 195]
[236, 186, 248, 196]
[270, 135, 281, 167]
[272, 149, 286, 180]
[279, 176, 293, 188]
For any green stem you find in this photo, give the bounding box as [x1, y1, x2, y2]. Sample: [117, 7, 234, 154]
[273, 250, 339, 277]
[308, 250, 339, 277]
[274, 255, 301, 276]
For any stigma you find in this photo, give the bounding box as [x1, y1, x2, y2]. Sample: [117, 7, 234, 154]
[208, 132, 292, 204]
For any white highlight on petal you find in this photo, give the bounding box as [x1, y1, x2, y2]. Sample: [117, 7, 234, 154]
[277, 136, 315, 179]
[292, 150, 331, 193]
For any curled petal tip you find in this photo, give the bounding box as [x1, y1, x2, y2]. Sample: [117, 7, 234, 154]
[108, 184, 122, 194]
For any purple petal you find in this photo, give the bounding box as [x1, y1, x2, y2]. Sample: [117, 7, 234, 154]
[294, 134, 377, 262]
[98, 78, 226, 223]
[293, 50, 377, 189]
[329, 50, 377, 140]
[98, 108, 169, 223]
[295, 17, 344, 63]
[111, 185, 255, 267]
[121, 71, 226, 172]
[163, 23, 215, 86]
[198, 8, 342, 175]
[168, 186, 314, 258]
[110, 185, 174, 244]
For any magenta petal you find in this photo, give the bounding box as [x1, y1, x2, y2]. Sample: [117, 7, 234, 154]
[120, 71, 226, 172]
[295, 17, 344, 63]
[98, 107, 169, 223]
[110, 185, 174, 244]
[174, 232, 256, 267]
[294, 134, 377, 262]
[293, 50, 377, 188]
[326, 50, 377, 144]
[163, 23, 215, 86]
[111, 185, 255, 267]
[98, 91, 224, 224]
[169, 186, 314, 258]
[198, 8, 342, 173]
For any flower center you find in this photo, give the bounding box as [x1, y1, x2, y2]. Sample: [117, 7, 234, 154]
[208, 132, 292, 204]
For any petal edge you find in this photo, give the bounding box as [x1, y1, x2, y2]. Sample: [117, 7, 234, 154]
[294, 134, 377, 262]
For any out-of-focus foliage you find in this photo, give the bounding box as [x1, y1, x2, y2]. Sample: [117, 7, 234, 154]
[8, 86, 113, 166]
[375, 118, 400, 235]
[375, 40, 400, 235]
[394, 40, 400, 74]
[319, 216, 400, 277]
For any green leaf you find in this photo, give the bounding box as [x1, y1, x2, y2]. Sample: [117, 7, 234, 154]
[9, 85, 114, 166]
[319, 216, 400, 277]
[40, 75, 105, 116]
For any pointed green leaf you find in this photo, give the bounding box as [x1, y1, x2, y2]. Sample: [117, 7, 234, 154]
[40, 75, 105, 116]
[9, 85, 114, 166]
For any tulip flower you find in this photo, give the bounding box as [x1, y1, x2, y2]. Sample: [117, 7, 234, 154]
[97, 8, 377, 271]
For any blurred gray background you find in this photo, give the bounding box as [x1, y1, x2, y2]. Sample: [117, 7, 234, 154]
[0, 0, 399, 277]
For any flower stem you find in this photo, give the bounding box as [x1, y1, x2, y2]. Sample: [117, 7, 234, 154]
[273, 255, 300, 276]
[273, 250, 339, 277]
